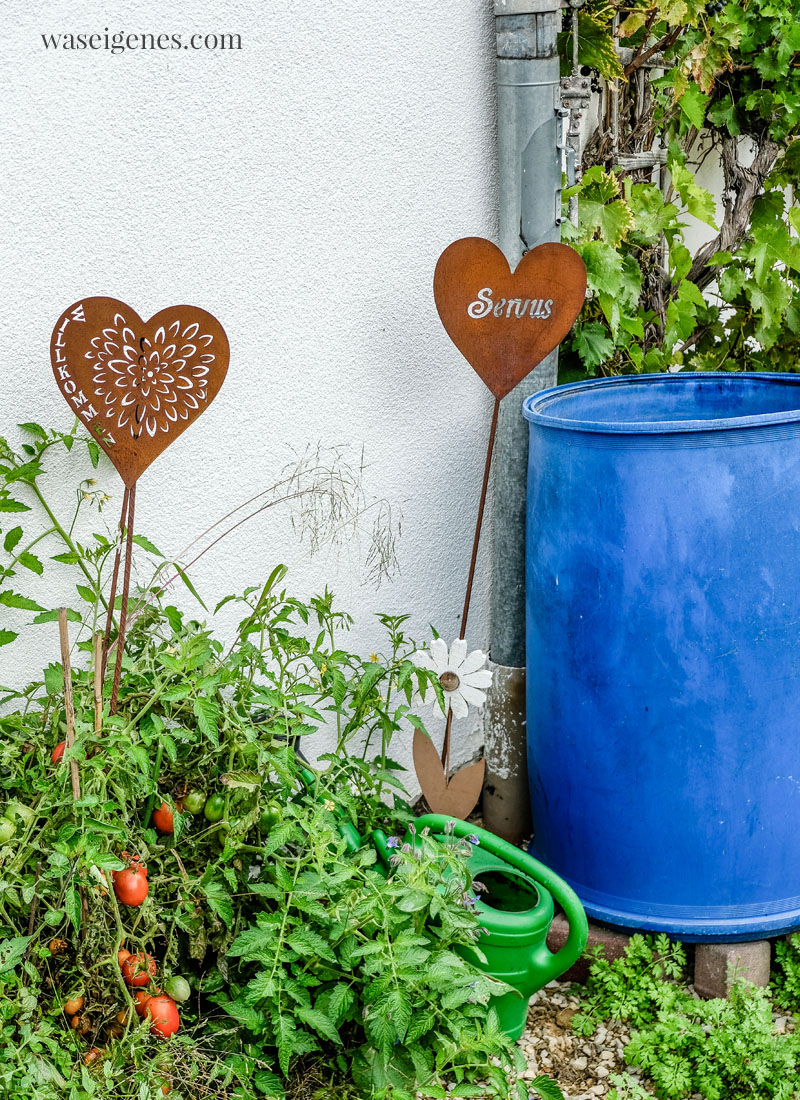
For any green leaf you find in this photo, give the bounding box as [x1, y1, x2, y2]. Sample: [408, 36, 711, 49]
[573, 322, 615, 369]
[0, 496, 30, 513]
[202, 881, 234, 928]
[287, 927, 338, 964]
[87, 441, 100, 469]
[32, 608, 81, 624]
[18, 551, 43, 575]
[3, 526, 22, 552]
[64, 887, 81, 935]
[559, 13, 624, 80]
[76, 584, 96, 603]
[0, 936, 32, 974]
[678, 83, 709, 130]
[132, 533, 163, 557]
[193, 696, 220, 744]
[18, 422, 47, 438]
[0, 629, 18, 647]
[295, 1005, 342, 1045]
[44, 663, 63, 694]
[174, 563, 207, 610]
[0, 591, 46, 612]
[531, 1078, 566, 1100]
[669, 161, 717, 229]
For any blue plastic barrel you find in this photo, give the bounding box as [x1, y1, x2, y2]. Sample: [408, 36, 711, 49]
[523, 372, 800, 940]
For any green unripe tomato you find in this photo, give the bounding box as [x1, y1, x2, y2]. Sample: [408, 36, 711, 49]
[203, 793, 225, 822]
[182, 790, 206, 815]
[164, 975, 191, 1003]
[0, 818, 16, 844]
[259, 801, 283, 832]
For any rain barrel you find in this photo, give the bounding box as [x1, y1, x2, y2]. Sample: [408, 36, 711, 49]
[523, 372, 800, 940]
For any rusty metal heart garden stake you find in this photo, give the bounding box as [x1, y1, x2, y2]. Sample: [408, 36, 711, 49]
[413, 238, 586, 817]
[51, 297, 229, 711]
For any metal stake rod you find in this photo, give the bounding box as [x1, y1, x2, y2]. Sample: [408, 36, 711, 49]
[485, 0, 564, 842]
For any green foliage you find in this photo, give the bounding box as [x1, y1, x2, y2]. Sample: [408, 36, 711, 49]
[773, 933, 800, 1013]
[575, 934, 800, 1100]
[0, 425, 556, 1100]
[559, 0, 800, 376]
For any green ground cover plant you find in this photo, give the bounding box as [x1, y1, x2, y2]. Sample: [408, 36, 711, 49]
[572, 933, 800, 1100]
[558, 0, 800, 376]
[0, 422, 563, 1100]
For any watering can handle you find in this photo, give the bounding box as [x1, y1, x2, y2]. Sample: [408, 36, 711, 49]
[413, 814, 588, 985]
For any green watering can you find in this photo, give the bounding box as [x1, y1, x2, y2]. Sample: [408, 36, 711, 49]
[374, 815, 588, 1040]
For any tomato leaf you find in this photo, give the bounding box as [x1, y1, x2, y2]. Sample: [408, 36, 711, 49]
[193, 696, 220, 745]
[64, 887, 81, 935]
[0, 592, 46, 612]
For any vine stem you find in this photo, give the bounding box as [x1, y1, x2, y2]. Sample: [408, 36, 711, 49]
[106, 880, 135, 1021]
[110, 483, 136, 715]
[143, 740, 165, 828]
[58, 609, 81, 802]
[30, 481, 107, 608]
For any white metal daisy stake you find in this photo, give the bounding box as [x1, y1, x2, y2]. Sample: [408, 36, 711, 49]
[411, 638, 493, 817]
[416, 236, 587, 815]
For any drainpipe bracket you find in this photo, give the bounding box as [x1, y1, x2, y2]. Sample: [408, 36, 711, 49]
[495, 0, 562, 13]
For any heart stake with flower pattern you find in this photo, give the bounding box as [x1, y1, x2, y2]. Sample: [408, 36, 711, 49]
[50, 297, 229, 711]
[413, 238, 586, 817]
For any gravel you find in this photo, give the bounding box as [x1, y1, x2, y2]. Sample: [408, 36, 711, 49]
[518, 981, 655, 1100]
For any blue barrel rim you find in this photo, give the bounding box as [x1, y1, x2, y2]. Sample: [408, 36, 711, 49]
[522, 371, 800, 435]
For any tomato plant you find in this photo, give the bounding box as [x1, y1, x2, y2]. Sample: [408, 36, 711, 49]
[0, 421, 538, 1100]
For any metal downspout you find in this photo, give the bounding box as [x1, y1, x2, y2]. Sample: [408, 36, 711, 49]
[483, 0, 564, 843]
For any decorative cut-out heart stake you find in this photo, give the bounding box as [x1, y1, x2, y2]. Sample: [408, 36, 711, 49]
[50, 297, 229, 711]
[413, 239, 586, 818]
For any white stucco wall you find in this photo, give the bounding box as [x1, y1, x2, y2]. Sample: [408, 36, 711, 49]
[1, 0, 502, 793]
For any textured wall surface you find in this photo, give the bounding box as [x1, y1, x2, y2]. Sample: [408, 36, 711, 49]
[1, 0, 501, 792]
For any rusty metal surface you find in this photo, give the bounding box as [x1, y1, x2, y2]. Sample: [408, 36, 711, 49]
[50, 298, 229, 488]
[433, 238, 586, 400]
[413, 729, 486, 819]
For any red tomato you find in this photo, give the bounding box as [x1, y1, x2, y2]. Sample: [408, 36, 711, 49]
[152, 802, 176, 834]
[121, 952, 157, 987]
[113, 865, 149, 907]
[145, 994, 180, 1040]
[133, 988, 157, 1016]
[51, 741, 66, 764]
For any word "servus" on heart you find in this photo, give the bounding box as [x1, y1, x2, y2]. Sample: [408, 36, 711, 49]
[467, 288, 554, 320]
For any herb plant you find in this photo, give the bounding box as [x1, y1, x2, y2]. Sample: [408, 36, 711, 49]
[574, 934, 800, 1100]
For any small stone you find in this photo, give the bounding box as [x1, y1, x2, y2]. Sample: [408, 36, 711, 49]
[595, 1065, 610, 1079]
[570, 1056, 589, 1072]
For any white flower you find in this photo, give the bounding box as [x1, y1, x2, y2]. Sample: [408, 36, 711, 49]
[411, 637, 492, 719]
